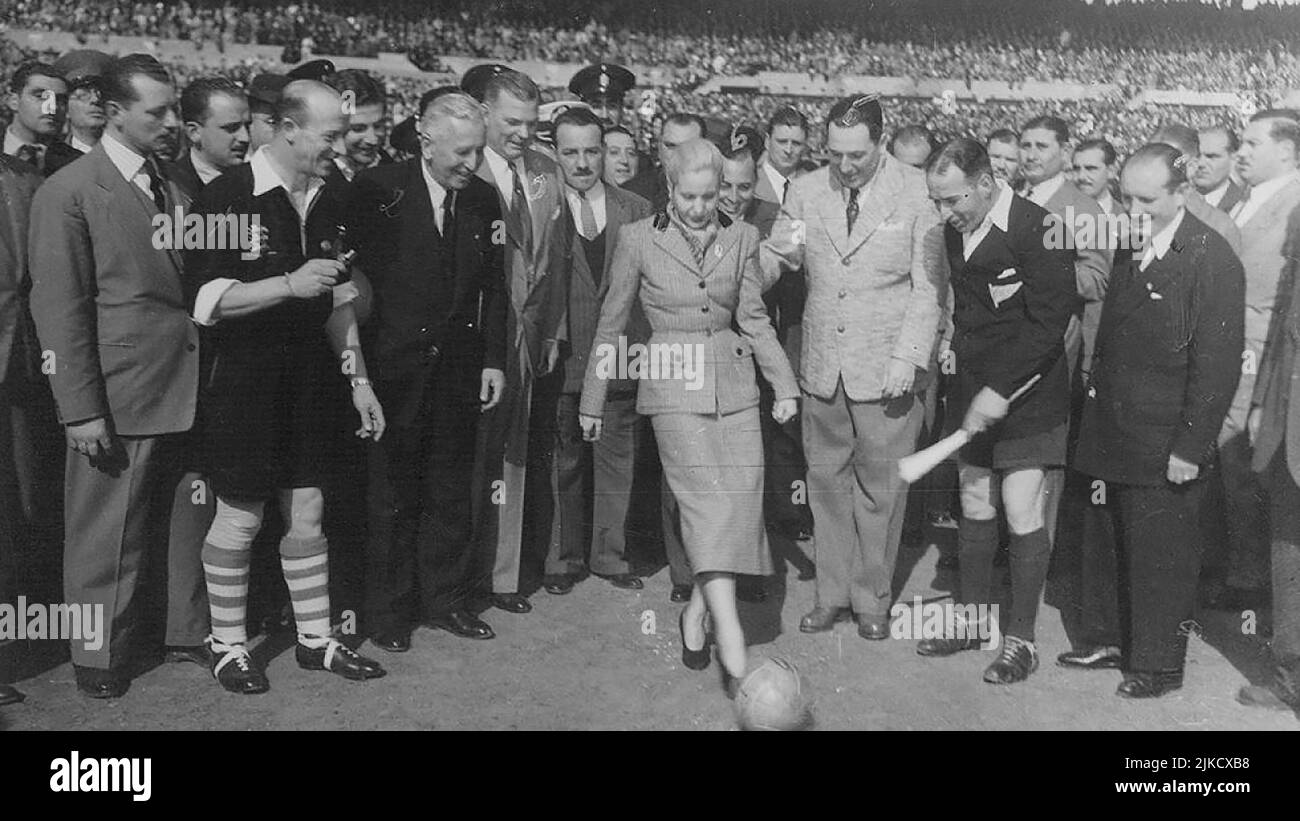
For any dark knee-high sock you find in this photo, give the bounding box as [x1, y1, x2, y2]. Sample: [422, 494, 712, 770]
[958, 517, 999, 608]
[1009, 528, 1051, 641]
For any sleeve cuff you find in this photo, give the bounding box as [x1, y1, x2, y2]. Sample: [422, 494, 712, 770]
[331, 281, 361, 311]
[192, 278, 239, 327]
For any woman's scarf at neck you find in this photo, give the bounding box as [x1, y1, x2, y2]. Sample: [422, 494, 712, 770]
[668, 204, 721, 268]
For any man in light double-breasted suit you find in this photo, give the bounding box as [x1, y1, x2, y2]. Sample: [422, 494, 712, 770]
[761, 95, 946, 638]
[470, 68, 571, 614]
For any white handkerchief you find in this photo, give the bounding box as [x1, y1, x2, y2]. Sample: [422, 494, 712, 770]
[990, 281, 1022, 308]
[997, 267, 1018, 280]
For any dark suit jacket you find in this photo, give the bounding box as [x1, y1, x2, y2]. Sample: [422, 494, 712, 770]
[166, 151, 205, 202]
[347, 160, 508, 428]
[624, 167, 669, 212]
[561, 184, 652, 396]
[0, 156, 41, 385]
[1251, 202, 1300, 483]
[41, 140, 86, 178]
[1075, 212, 1245, 485]
[944, 193, 1076, 439]
[28, 142, 198, 434]
[1215, 179, 1246, 215]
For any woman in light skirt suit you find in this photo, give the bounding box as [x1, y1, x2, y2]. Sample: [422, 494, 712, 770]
[579, 139, 798, 687]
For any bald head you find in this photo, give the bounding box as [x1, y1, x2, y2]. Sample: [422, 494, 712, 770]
[271, 80, 346, 181]
[1150, 124, 1199, 159]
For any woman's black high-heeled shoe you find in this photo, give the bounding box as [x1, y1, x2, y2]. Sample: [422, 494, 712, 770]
[679, 609, 711, 670]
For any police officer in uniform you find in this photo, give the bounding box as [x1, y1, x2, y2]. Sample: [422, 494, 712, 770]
[568, 64, 635, 128]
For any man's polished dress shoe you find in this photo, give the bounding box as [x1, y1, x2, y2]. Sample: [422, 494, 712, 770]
[73, 665, 130, 700]
[670, 584, 693, 603]
[491, 592, 533, 613]
[916, 635, 981, 656]
[799, 606, 850, 633]
[544, 574, 576, 595]
[597, 573, 644, 590]
[0, 684, 25, 706]
[370, 630, 412, 653]
[296, 640, 386, 681]
[1236, 664, 1300, 712]
[427, 610, 495, 640]
[209, 642, 270, 695]
[855, 615, 889, 641]
[1116, 670, 1184, 699]
[1057, 646, 1121, 670]
[983, 636, 1038, 684]
[165, 644, 212, 666]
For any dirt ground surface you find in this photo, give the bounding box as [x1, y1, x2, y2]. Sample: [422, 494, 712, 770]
[3, 523, 1298, 732]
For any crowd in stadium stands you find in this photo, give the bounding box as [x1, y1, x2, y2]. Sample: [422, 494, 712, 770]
[4, 0, 1300, 93]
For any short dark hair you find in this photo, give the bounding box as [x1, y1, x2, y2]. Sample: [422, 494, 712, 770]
[1199, 124, 1240, 153]
[1074, 137, 1117, 167]
[987, 128, 1019, 147]
[483, 70, 539, 105]
[8, 60, 65, 95]
[1151, 123, 1200, 157]
[925, 137, 993, 181]
[827, 94, 884, 142]
[1250, 109, 1300, 156]
[663, 112, 706, 138]
[1123, 142, 1189, 192]
[767, 105, 808, 135]
[417, 85, 462, 119]
[1020, 115, 1069, 145]
[102, 54, 172, 108]
[329, 68, 385, 110]
[554, 106, 604, 136]
[180, 76, 245, 125]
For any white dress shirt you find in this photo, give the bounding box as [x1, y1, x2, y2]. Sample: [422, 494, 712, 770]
[1232, 170, 1300, 227]
[420, 158, 451, 235]
[1203, 178, 1231, 208]
[1096, 190, 1115, 215]
[963, 179, 1014, 260]
[1025, 172, 1066, 208]
[1138, 207, 1186, 272]
[565, 180, 607, 238]
[483, 145, 519, 209]
[762, 160, 790, 202]
[190, 148, 225, 186]
[69, 133, 96, 154]
[100, 130, 158, 199]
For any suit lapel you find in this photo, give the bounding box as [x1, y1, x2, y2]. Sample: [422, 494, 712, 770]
[652, 224, 703, 275]
[476, 160, 528, 253]
[701, 223, 741, 279]
[94, 148, 182, 278]
[597, 190, 625, 298]
[1107, 224, 1191, 330]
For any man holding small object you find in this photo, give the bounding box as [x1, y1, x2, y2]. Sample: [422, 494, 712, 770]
[920, 138, 1075, 684]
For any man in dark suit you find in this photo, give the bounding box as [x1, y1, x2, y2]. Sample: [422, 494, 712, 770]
[4, 61, 80, 177]
[540, 107, 652, 595]
[348, 88, 508, 648]
[1070, 144, 1245, 698]
[28, 54, 201, 699]
[920, 138, 1075, 683]
[1195, 125, 1246, 214]
[169, 77, 250, 201]
[0, 154, 58, 707]
[467, 68, 571, 614]
[46, 50, 113, 177]
[625, 112, 706, 212]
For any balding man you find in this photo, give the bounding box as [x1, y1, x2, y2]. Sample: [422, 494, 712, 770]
[889, 124, 937, 169]
[184, 79, 387, 693]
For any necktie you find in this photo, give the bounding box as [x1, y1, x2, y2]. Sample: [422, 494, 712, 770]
[441, 189, 455, 238]
[144, 158, 167, 213]
[782, 178, 790, 203]
[510, 164, 533, 256]
[578, 190, 597, 240]
[15, 143, 43, 171]
[846, 187, 860, 235]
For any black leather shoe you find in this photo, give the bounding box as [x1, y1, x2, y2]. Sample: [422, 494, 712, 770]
[165, 644, 212, 666]
[491, 592, 532, 613]
[209, 641, 270, 695]
[983, 636, 1038, 684]
[855, 615, 889, 641]
[296, 640, 386, 681]
[799, 606, 850, 633]
[736, 577, 767, 603]
[73, 665, 129, 700]
[598, 573, 644, 590]
[0, 684, 25, 706]
[1236, 664, 1300, 711]
[679, 610, 711, 671]
[1117, 670, 1184, 699]
[370, 630, 411, 653]
[427, 610, 495, 640]
[917, 636, 981, 656]
[544, 574, 576, 595]
[1057, 646, 1121, 670]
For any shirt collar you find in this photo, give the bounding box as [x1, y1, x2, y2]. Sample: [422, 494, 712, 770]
[1097, 189, 1114, 214]
[190, 148, 224, 185]
[419, 158, 449, 207]
[1203, 178, 1231, 206]
[250, 145, 323, 203]
[1027, 172, 1066, 206]
[485, 145, 514, 185]
[967, 179, 1014, 236]
[567, 179, 605, 204]
[69, 133, 95, 154]
[1245, 169, 1300, 210]
[3, 125, 43, 157]
[100, 130, 149, 183]
[1147, 207, 1186, 262]
[762, 160, 788, 194]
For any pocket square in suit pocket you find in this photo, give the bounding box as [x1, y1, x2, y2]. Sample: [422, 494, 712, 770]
[989, 281, 1022, 308]
[997, 267, 1018, 280]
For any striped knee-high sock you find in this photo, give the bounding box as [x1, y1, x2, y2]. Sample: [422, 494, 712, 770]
[280, 535, 331, 647]
[203, 541, 251, 646]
